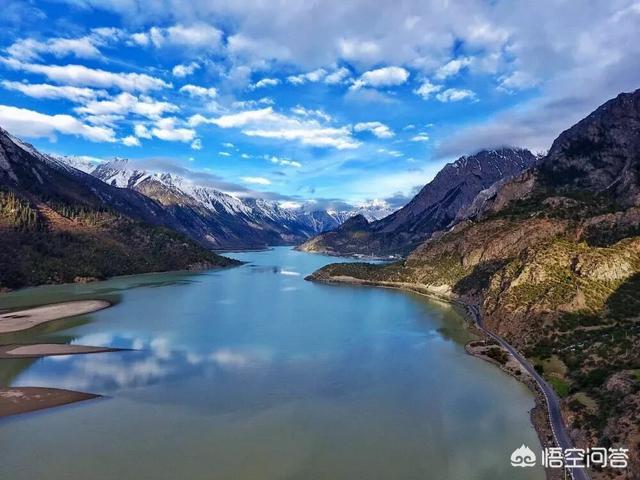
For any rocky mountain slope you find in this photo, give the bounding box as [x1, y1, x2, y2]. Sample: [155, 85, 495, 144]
[0, 128, 238, 290]
[309, 89, 640, 479]
[85, 158, 393, 250]
[299, 147, 537, 257]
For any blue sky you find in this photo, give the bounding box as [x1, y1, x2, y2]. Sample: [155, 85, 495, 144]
[1, 0, 639, 208]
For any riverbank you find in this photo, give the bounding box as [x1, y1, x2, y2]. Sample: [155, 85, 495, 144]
[307, 273, 569, 480]
[0, 300, 117, 418]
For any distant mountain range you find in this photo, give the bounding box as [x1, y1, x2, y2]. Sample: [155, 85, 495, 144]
[55, 156, 395, 250]
[299, 147, 538, 257]
[0, 127, 238, 290]
[309, 88, 640, 477]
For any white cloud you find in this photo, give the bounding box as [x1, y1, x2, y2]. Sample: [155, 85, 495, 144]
[172, 61, 200, 78]
[191, 138, 202, 150]
[231, 97, 274, 109]
[338, 39, 381, 63]
[435, 88, 477, 102]
[151, 117, 196, 142]
[497, 70, 540, 92]
[377, 148, 403, 157]
[122, 135, 141, 146]
[268, 156, 302, 168]
[0, 104, 116, 142]
[133, 23, 223, 50]
[75, 93, 178, 119]
[222, 142, 234, 148]
[435, 57, 472, 80]
[324, 67, 351, 84]
[219, 151, 231, 156]
[134, 123, 152, 139]
[1, 58, 171, 92]
[410, 133, 429, 142]
[191, 107, 359, 149]
[7, 35, 104, 61]
[351, 66, 409, 90]
[251, 78, 280, 89]
[291, 105, 331, 122]
[179, 84, 218, 98]
[414, 80, 442, 100]
[354, 121, 394, 138]
[287, 68, 327, 85]
[1, 80, 107, 102]
[241, 176, 271, 185]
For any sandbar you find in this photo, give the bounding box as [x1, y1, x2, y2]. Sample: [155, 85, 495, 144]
[0, 387, 99, 418]
[0, 343, 119, 358]
[0, 300, 111, 334]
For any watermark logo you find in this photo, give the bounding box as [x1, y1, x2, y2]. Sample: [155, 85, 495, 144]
[510, 446, 629, 469]
[511, 445, 537, 467]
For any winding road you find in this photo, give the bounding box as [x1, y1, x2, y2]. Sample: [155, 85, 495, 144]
[467, 305, 590, 480]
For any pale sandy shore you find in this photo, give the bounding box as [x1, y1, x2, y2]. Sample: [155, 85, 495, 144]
[0, 343, 120, 358]
[0, 387, 99, 418]
[0, 300, 111, 334]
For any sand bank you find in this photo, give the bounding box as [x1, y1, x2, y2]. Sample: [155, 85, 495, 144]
[0, 300, 111, 334]
[0, 387, 99, 418]
[0, 343, 119, 358]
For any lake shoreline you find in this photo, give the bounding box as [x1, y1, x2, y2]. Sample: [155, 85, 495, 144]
[307, 274, 562, 480]
[0, 261, 243, 294]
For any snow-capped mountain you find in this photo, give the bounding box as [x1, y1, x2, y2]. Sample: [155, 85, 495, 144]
[66, 158, 397, 249]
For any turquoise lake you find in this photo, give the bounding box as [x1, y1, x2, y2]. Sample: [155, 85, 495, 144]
[0, 247, 544, 479]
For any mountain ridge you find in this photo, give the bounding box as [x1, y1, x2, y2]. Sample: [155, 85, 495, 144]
[299, 147, 537, 257]
[308, 88, 640, 479]
[86, 157, 395, 249]
[0, 127, 238, 290]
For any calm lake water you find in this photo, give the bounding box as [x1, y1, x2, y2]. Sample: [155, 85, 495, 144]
[0, 247, 543, 479]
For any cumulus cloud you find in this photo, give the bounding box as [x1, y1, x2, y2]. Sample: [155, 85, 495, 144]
[1, 80, 107, 102]
[268, 156, 302, 168]
[134, 123, 152, 139]
[324, 67, 351, 84]
[287, 68, 327, 85]
[241, 176, 271, 185]
[179, 84, 218, 98]
[172, 61, 200, 78]
[497, 70, 540, 93]
[132, 23, 223, 50]
[75, 92, 179, 119]
[7, 35, 104, 61]
[435, 88, 477, 102]
[414, 80, 442, 100]
[290, 105, 331, 122]
[190, 107, 360, 149]
[251, 77, 280, 89]
[151, 117, 196, 142]
[410, 133, 429, 142]
[351, 66, 409, 90]
[377, 148, 403, 157]
[122, 135, 141, 146]
[1, 57, 171, 92]
[353, 121, 394, 138]
[435, 57, 472, 80]
[0, 104, 116, 142]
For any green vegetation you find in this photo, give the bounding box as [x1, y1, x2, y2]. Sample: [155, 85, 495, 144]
[0, 189, 238, 290]
[485, 346, 509, 365]
[547, 377, 570, 398]
[0, 191, 42, 231]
